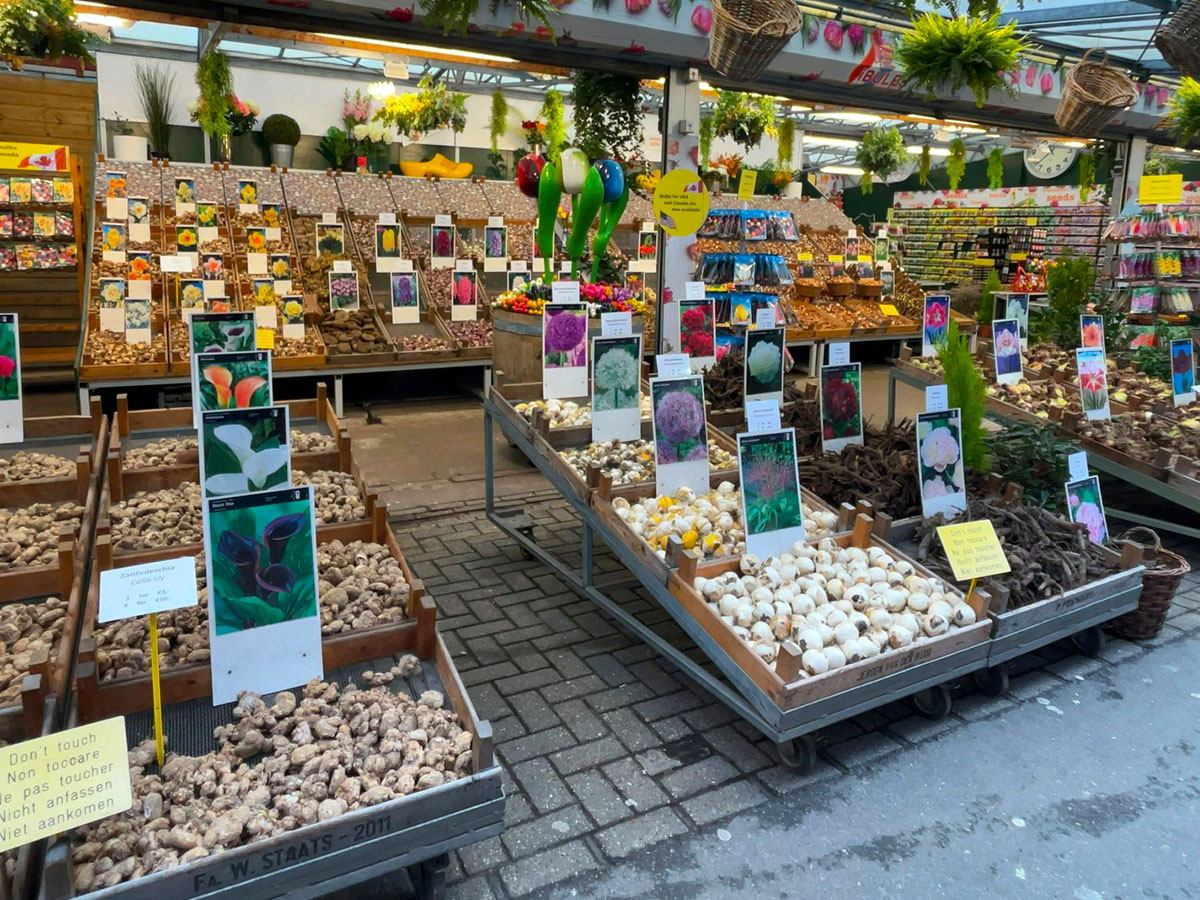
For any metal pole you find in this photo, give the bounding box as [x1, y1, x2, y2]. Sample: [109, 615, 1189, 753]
[656, 67, 701, 355]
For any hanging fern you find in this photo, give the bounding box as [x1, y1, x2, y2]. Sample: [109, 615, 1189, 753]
[855, 127, 906, 196]
[699, 116, 714, 168]
[1168, 77, 1200, 147]
[489, 88, 508, 156]
[1078, 150, 1094, 203]
[986, 147, 1004, 189]
[422, 0, 559, 36]
[194, 50, 234, 140]
[542, 90, 566, 163]
[937, 320, 989, 470]
[946, 138, 967, 190]
[777, 118, 795, 171]
[918, 145, 931, 187]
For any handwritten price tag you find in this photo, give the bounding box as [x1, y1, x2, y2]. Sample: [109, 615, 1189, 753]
[936, 520, 1011, 582]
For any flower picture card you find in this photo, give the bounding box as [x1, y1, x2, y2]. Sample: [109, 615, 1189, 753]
[105, 171, 127, 219]
[922, 293, 950, 357]
[745, 327, 785, 405]
[995, 292, 1030, 348]
[101, 221, 127, 264]
[738, 428, 805, 560]
[543, 302, 588, 399]
[200, 405, 290, 498]
[916, 408, 968, 520]
[252, 279, 278, 330]
[193, 349, 273, 429]
[205, 485, 322, 704]
[592, 335, 642, 443]
[390, 270, 419, 325]
[1076, 347, 1111, 421]
[261, 203, 283, 242]
[629, 225, 658, 273]
[174, 176, 196, 213]
[430, 222, 455, 269]
[991, 317, 1022, 386]
[1080, 314, 1104, 350]
[1172, 338, 1196, 406]
[315, 221, 345, 257]
[246, 227, 268, 274]
[328, 270, 360, 312]
[679, 297, 716, 372]
[281, 295, 305, 340]
[270, 253, 292, 294]
[127, 196, 151, 243]
[127, 250, 153, 301]
[1065, 475, 1108, 546]
[451, 265, 478, 323]
[820, 362, 864, 454]
[650, 374, 709, 498]
[237, 178, 258, 213]
[0, 313, 23, 443]
[176, 224, 199, 262]
[375, 223, 402, 273]
[484, 225, 508, 273]
[98, 278, 125, 332]
[179, 279, 205, 313]
[124, 299, 151, 345]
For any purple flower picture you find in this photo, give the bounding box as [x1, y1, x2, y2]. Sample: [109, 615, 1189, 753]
[391, 272, 418, 308]
[328, 271, 359, 311]
[485, 225, 507, 259]
[651, 376, 708, 465]
[432, 225, 454, 258]
[544, 306, 586, 369]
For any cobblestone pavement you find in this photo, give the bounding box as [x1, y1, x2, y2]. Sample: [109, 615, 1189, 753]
[386, 501, 1200, 900]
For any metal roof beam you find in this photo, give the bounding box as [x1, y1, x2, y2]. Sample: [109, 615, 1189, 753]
[1001, 1, 1168, 26]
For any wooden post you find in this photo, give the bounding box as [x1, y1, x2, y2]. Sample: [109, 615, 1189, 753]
[1002, 482, 1024, 503]
[117, 393, 131, 437]
[416, 595, 437, 659]
[1120, 539, 1146, 569]
[586, 461, 603, 492]
[871, 511, 894, 540]
[20, 670, 45, 739]
[775, 641, 803, 683]
[75, 455, 90, 506]
[57, 538, 74, 602]
[89, 394, 104, 437]
[596, 471, 613, 503]
[851, 513, 873, 548]
[836, 502, 856, 532]
[75, 659, 99, 724]
[106, 448, 123, 503]
[676, 549, 700, 586]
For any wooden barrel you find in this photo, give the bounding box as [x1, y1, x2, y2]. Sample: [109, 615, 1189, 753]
[492, 308, 645, 384]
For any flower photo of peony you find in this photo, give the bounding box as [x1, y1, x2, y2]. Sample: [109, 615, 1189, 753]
[651, 378, 707, 465]
[916, 411, 965, 502]
[680, 300, 714, 359]
[593, 340, 639, 412]
[544, 306, 587, 369]
[821, 364, 862, 442]
[1065, 476, 1108, 545]
[746, 330, 784, 396]
[993, 319, 1021, 377]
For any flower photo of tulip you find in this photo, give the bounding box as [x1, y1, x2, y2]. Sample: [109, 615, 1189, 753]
[1171, 338, 1196, 405]
[820, 362, 863, 453]
[922, 293, 950, 357]
[1065, 475, 1109, 546]
[1075, 347, 1111, 421]
[200, 405, 290, 498]
[738, 429, 805, 558]
[679, 298, 716, 367]
[328, 271, 360, 312]
[205, 485, 322, 703]
[992, 318, 1022, 385]
[543, 303, 588, 399]
[174, 178, 195, 207]
[1080, 314, 1104, 350]
[745, 328, 785, 403]
[592, 335, 642, 443]
[376, 224, 401, 259]
[916, 408, 967, 519]
[650, 374, 710, 497]
[315, 222, 344, 257]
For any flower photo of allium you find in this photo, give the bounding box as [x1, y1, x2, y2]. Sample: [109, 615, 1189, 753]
[208, 493, 316, 635]
[739, 432, 802, 536]
[316, 223, 344, 257]
[917, 411, 964, 500]
[1066, 476, 1108, 545]
[454, 272, 477, 307]
[544, 306, 587, 369]
[1076, 348, 1109, 415]
[821, 364, 861, 441]
[391, 273, 418, 308]
[1172, 339, 1195, 398]
[432, 225, 455, 258]
[328, 272, 360, 311]
[993, 319, 1021, 377]
[680, 300, 715, 358]
[651, 377, 708, 465]
[593, 339, 640, 412]
[485, 226, 507, 259]
[0, 317, 20, 401]
[924, 295, 949, 347]
[745, 330, 784, 396]
[1080, 315, 1104, 350]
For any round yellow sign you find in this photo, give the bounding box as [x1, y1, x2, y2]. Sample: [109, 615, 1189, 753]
[652, 168, 710, 237]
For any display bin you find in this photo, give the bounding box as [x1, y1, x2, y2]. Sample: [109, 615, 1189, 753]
[77, 500, 425, 721]
[492, 309, 646, 386]
[46, 587, 503, 900]
[103, 387, 350, 502]
[491, 380, 653, 450]
[79, 313, 170, 382]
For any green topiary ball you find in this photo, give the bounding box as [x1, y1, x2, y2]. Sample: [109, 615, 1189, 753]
[262, 113, 301, 146]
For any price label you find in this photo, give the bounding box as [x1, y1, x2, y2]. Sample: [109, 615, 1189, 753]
[827, 342, 850, 366]
[488, 216, 504, 228]
[1067, 451, 1089, 481]
[321, 212, 337, 225]
[936, 520, 1012, 582]
[797, 253, 813, 262]
[1025, 217, 1038, 227]
[972, 258, 995, 267]
[378, 212, 397, 225]
[98, 557, 198, 622]
[333, 260, 353, 274]
[737, 168, 757, 201]
[1139, 173, 1183, 205]
[1010, 252, 1028, 261]
[257, 328, 275, 350]
[880, 303, 900, 317]
[926, 384, 948, 412]
[755, 307, 776, 329]
[656, 353, 691, 378]
[435, 214, 452, 227]
[551, 281, 580, 304]
[746, 399, 781, 433]
[159, 255, 193, 273]
[684, 281, 706, 301]
[601, 311, 632, 337]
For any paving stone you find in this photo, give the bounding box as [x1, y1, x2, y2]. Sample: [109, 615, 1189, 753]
[546, 648, 592, 679]
[757, 760, 841, 795]
[461, 661, 518, 688]
[1044, 654, 1106, 681]
[509, 690, 561, 733]
[504, 792, 535, 827]
[952, 692, 1019, 722]
[822, 731, 906, 770]
[1097, 639, 1146, 665]
[498, 839, 600, 898]
[457, 836, 508, 876]
[494, 667, 562, 696]
[588, 653, 635, 686]
[887, 713, 962, 744]
[702, 725, 772, 773]
[513, 758, 573, 814]
[682, 779, 770, 826]
[603, 707, 660, 753]
[566, 772, 633, 827]
[491, 716, 528, 744]
[595, 807, 689, 860]
[498, 726, 578, 766]
[661, 755, 740, 799]
[500, 805, 593, 859]
[1006, 670, 1068, 702]
[682, 703, 742, 732]
[557, 698, 608, 742]
[541, 674, 607, 703]
[550, 736, 628, 775]
[466, 683, 512, 722]
[1169, 611, 1200, 633]
[587, 682, 655, 712]
[603, 756, 669, 810]
[634, 689, 707, 722]
[650, 716, 693, 743]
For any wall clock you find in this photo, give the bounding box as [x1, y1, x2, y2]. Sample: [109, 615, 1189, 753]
[1024, 143, 1077, 180]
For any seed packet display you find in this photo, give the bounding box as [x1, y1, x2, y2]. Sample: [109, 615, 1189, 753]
[101, 221, 127, 264]
[1171, 338, 1196, 405]
[650, 374, 709, 498]
[484, 225, 508, 272]
[315, 221, 344, 257]
[922, 293, 950, 357]
[543, 302, 588, 399]
[679, 297, 716, 372]
[745, 327, 785, 405]
[995, 292, 1030, 348]
[916, 408, 968, 519]
[991, 318, 1022, 385]
[431, 222, 455, 269]
[98, 278, 125, 332]
[0, 313, 23, 443]
[127, 196, 151, 243]
[174, 177, 196, 213]
[592, 335, 642, 443]
[205, 485, 322, 704]
[200, 405, 290, 498]
[328, 270, 360, 312]
[738, 428, 805, 560]
[124, 299, 151, 345]
[375, 223, 402, 273]
[390, 269, 420, 325]
[820, 362, 864, 453]
[1076, 347, 1111, 421]
[1064, 475, 1109, 546]
[1080, 314, 1104, 350]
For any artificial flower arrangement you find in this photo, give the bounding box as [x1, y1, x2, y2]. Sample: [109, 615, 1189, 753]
[493, 277, 651, 318]
[373, 75, 466, 142]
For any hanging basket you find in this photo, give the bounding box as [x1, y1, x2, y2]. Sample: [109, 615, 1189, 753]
[1105, 527, 1190, 641]
[708, 0, 802, 82]
[1055, 49, 1138, 137]
[1155, 0, 1200, 79]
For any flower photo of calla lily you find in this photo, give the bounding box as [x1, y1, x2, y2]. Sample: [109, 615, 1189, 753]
[174, 178, 195, 205]
[651, 376, 708, 465]
[315, 223, 344, 257]
[0, 316, 20, 402]
[1065, 475, 1109, 546]
[820, 362, 863, 451]
[238, 180, 258, 205]
[200, 406, 291, 498]
[196, 203, 217, 228]
[328, 272, 360, 312]
[745, 328, 785, 399]
[207, 489, 317, 635]
[916, 409, 967, 517]
[1075, 347, 1110, 420]
[197, 351, 272, 413]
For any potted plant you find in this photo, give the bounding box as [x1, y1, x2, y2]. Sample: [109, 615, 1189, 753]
[855, 126, 906, 194]
[711, 90, 777, 151]
[946, 137, 967, 189]
[421, 0, 559, 34]
[570, 70, 644, 162]
[316, 127, 351, 170]
[110, 113, 148, 162]
[0, 0, 96, 72]
[134, 62, 176, 160]
[1168, 77, 1200, 147]
[893, 10, 1026, 109]
[262, 113, 300, 168]
[486, 89, 508, 179]
[189, 50, 257, 162]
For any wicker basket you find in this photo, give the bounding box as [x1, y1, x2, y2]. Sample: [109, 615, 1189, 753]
[1155, 0, 1200, 79]
[709, 0, 802, 82]
[1106, 526, 1190, 641]
[1055, 49, 1138, 137]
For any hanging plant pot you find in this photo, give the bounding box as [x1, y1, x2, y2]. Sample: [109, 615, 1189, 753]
[1055, 49, 1137, 137]
[1155, 0, 1200, 79]
[708, 0, 801, 81]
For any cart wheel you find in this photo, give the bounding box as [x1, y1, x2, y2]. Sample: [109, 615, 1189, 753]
[911, 684, 952, 720]
[972, 665, 1009, 697]
[776, 736, 817, 773]
[411, 853, 449, 900]
[1070, 625, 1106, 657]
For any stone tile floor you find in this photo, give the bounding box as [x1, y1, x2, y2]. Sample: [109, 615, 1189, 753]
[382, 502, 1200, 900]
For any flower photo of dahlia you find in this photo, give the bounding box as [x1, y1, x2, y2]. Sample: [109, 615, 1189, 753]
[544, 306, 587, 369]
[1066, 476, 1108, 545]
[821, 365, 861, 441]
[746, 330, 784, 396]
[651, 378, 707, 464]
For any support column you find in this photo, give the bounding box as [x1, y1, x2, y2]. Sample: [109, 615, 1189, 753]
[1116, 136, 1148, 212]
[657, 67, 702, 355]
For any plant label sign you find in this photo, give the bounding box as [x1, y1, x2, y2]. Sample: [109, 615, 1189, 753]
[936, 520, 1010, 582]
[820, 362, 864, 453]
[991, 318, 1022, 386]
[592, 335, 642, 444]
[99, 557, 198, 622]
[0, 313, 23, 443]
[925, 384, 948, 412]
[1067, 451, 1090, 482]
[484, 224, 508, 273]
[745, 328, 785, 405]
[737, 428, 805, 560]
[922, 294, 950, 357]
[916, 408, 968, 520]
[376, 224, 403, 273]
[1171, 338, 1196, 406]
[650, 375, 710, 498]
[390, 271, 420, 325]
[193, 349, 273, 430]
[1075, 347, 1111, 421]
[0, 718, 131, 854]
[755, 307, 775, 329]
[679, 297, 716, 373]
[205, 486, 322, 705]
[994, 292, 1030, 348]
[451, 268, 478, 322]
[200, 405, 291, 498]
[601, 311, 632, 338]
[827, 341, 850, 367]
[656, 354, 690, 379]
[543, 303, 588, 400]
[745, 398, 781, 433]
[1065, 475, 1109, 546]
[551, 280, 580, 304]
